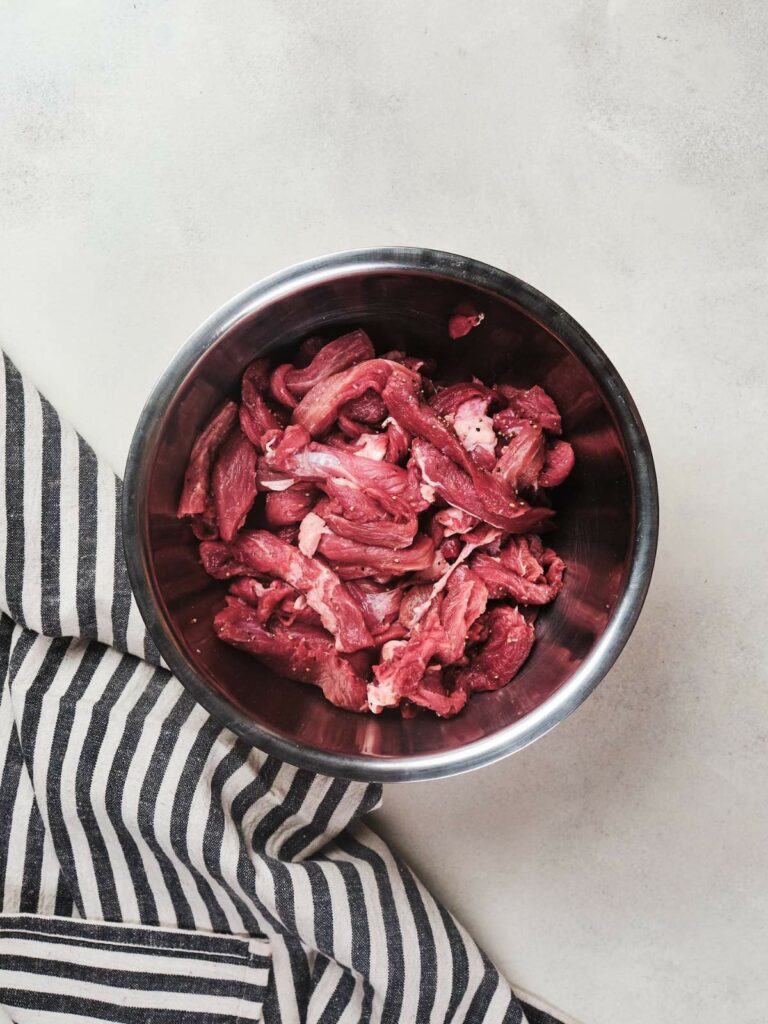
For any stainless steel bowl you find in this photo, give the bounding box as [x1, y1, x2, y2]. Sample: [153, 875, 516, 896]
[123, 247, 658, 782]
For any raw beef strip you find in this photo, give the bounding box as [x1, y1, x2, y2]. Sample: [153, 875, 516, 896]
[471, 544, 565, 604]
[455, 605, 535, 692]
[539, 439, 575, 488]
[495, 384, 562, 434]
[367, 606, 443, 713]
[264, 485, 316, 527]
[228, 578, 295, 623]
[386, 375, 546, 524]
[430, 381, 495, 418]
[283, 329, 375, 397]
[177, 401, 239, 517]
[408, 666, 469, 718]
[316, 532, 436, 577]
[211, 428, 258, 542]
[233, 530, 373, 653]
[493, 420, 546, 492]
[436, 566, 489, 665]
[340, 388, 387, 424]
[270, 364, 299, 410]
[367, 568, 486, 713]
[382, 372, 477, 476]
[347, 580, 407, 637]
[295, 335, 325, 367]
[267, 426, 427, 520]
[200, 540, 257, 580]
[292, 359, 418, 436]
[321, 511, 419, 550]
[240, 359, 283, 450]
[214, 602, 368, 712]
[410, 439, 554, 533]
[497, 534, 546, 580]
[322, 478, 392, 525]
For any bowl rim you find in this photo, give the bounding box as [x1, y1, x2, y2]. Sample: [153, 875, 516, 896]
[122, 246, 659, 782]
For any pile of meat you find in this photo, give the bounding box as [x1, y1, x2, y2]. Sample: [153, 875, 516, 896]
[177, 323, 574, 718]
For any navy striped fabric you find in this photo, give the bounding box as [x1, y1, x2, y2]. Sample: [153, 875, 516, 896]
[0, 352, 564, 1024]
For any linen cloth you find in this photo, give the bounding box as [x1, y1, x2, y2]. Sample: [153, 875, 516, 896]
[0, 351, 562, 1024]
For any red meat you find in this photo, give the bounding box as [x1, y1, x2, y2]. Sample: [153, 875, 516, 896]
[410, 439, 554, 533]
[455, 605, 535, 692]
[214, 602, 368, 712]
[471, 543, 565, 604]
[340, 388, 387, 424]
[448, 304, 484, 340]
[321, 510, 419, 550]
[233, 530, 374, 653]
[295, 335, 326, 367]
[347, 580, 406, 637]
[240, 359, 282, 450]
[177, 401, 239, 517]
[179, 320, 573, 718]
[264, 484, 317, 527]
[270, 364, 299, 410]
[228, 578, 295, 623]
[539, 440, 575, 488]
[495, 384, 562, 434]
[283, 329, 375, 397]
[292, 359, 418, 436]
[211, 428, 258, 542]
[493, 420, 546, 492]
[430, 381, 495, 418]
[316, 532, 435, 577]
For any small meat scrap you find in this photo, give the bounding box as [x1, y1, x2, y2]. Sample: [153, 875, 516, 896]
[178, 325, 573, 716]
[448, 303, 485, 340]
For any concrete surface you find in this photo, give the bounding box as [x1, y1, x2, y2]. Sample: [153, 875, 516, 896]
[2, 2, 767, 1021]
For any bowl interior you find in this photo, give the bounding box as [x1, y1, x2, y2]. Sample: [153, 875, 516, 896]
[141, 267, 635, 766]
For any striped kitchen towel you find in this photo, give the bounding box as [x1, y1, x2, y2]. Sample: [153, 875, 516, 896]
[0, 351, 564, 1024]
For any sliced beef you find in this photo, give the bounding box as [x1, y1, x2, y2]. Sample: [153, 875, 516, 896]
[293, 359, 418, 436]
[471, 542, 565, 604]
[283, 329, 375, 397]
[177, 401, 239, 517]
[410, 439, 554, 533]
[493, 420, 546, 492]
[455, 605, 535, 692]
[495, 384, 562, 434]
[214, 602, 368, 712]
[264, 484, 316, 527]
[240, 359, 283, 450]
[233, 530, 374, 653]
[539, 439, 575, 488]
[211, 428, 258, 542]
[316, 532, 436, 577]
[448, 305, 484, 340]
[179, 320, 573, 718]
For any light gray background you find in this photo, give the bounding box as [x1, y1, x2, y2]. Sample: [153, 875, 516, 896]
[2, 3, 767, 1022]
